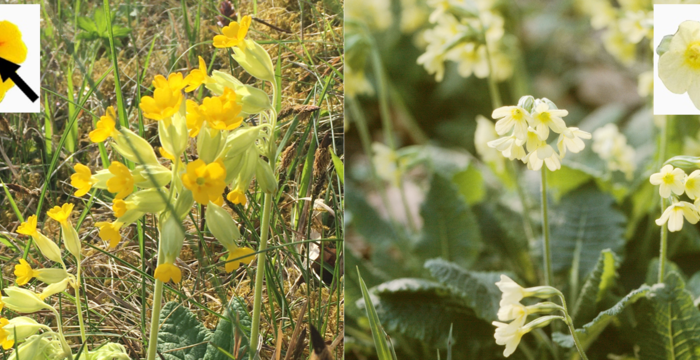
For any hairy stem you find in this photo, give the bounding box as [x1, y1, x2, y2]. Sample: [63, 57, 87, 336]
[659, 196, 668, 283]
[146, 247, 165, 360]
[541, 166, 553, 286]
[249, 193, 272, 359]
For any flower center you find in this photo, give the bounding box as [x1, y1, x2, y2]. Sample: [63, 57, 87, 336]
[196, 177, 206, 186]
[511, 109, 523, 120]
[685, 42, 700, 69]
[537, 112, 551, 123]
[663, 173, 675, 184]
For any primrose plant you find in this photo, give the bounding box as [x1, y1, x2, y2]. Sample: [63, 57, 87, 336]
[7, 14, 280, 360]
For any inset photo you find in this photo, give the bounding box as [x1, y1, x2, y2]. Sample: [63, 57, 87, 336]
[0, 4, 40, 113]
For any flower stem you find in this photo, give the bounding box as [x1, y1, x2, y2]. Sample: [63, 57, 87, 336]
[541, 166, 553, 286]
[52, 308, 74, 360]
[658, 196, 668, 283]
[146, 247, 165, 360]
[557, 294, 589, 360]
[74, 265, 87, 343]
[249, 193, 273, 360]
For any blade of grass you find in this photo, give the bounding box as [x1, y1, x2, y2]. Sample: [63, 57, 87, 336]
[357, 268, 395, 360]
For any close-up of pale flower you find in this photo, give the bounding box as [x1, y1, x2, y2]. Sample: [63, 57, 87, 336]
[658, 20, 700, 110]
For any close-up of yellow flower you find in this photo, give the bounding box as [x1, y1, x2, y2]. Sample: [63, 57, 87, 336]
[89, 106, 118, 143]
[13, 259, 36, 286]
[47, 203, 74, 225]
[557, 127, 592, 158]
[0, 318, 13, 350]
[16, 215, 38, 236]
[185, 99, 205, 137]
[492, 106, 531, 141]
[487, 135, 526, 161]
[112, 199, 128, 218]
[227, 188, 247, 205]
[184, 56, 209, 92]
[199, 88, 244, 131]
[213, 15, 252, 49]
[650, 165, 687, 198]
[656, 201, 700, 232]
[106, 161, 134, 199]
[0, 20, 27, 104]
[139, 74, 185, 121]
[182, 159, 227, 204]
[493, 317, 529, 358]
[529, 102, 568, 141]
[71, 163, 95, 197]
[154, 263, 182, 283]
[658, 20, 700, 109]
[95, 222, 124, 248]
[225, 247, 256, 273]
[686, 170, 700, 200]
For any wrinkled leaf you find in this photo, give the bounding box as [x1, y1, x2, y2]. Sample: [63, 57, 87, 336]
[158, 301, 211, 360]
[572, 249, 619, 327]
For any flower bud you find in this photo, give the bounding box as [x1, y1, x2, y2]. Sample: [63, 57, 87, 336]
[206, 202, 242, 250]
[517, 96, 535, 113]
[657, 34, 673, 56]
[521, 315, 563, 331]
[537, 97, 558, 110]
[112, 128, 160, 165]
[664, 156, 700, 173]
[2, 287, 52, 313]
[232, 40, 275, 83]
[60, 222, 81, 260]
[197, 125, 226, 164]
[232, 150, 259, 191]
[3, 317, 45, 345]
[159, 212, 185, 264]
[89, 342, 131, 360]
[255, 158, 277, 194]
[39, 278, 72, 300]
[132, 164, 172, 188]
[7, 334, 57, 360]
[208, 71, 272, 114]
[222, 125, 262, 160]
[31, 232, 64, 266]
[124, 188, 170, 215]
[35, 268, 70, 285]
[158, 111, 189, 158]
[223, 153, 246, 185]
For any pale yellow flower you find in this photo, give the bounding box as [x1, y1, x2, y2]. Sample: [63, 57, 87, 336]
[523, 143, 560, 171]
[656, 201, 700, 232]
[492, 106, 530, 141]
[650, 165, 686, 198]
[658, 20, 700, 108]
[487, 135, 526, 161]
[493, 317, 529, 358]
[557, 127, 591, 158]
[529, 102, 568, 141]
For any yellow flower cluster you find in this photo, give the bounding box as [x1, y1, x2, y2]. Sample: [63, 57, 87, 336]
[591, 123, 636, 180]
[486, 96, 591, 172]
[650, 164, 700, 232]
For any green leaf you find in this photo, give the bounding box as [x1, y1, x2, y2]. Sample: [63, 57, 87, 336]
[645, 258, 685, 285]
[205, 297, 251, 360]
[634, 272, 700, 360]
[94, 8, 109, 35]
[415, 174, 482, 267]
[358, 269, 395, 360]
[576, 286, 651, 348]
[572, 249, 619, 327]
[549, 184, 626, 279]
[76, 16, 97, 32]
[111, 25, 132, 38]
[369, 278, 487, 345]
[686, 271, 700, 303]
[424, 258, 502, 322]
[452, 165, 485, 205]
[329, 146, 344, 184]
[158, 301, 212, 360]
[548, 165, 592, 201]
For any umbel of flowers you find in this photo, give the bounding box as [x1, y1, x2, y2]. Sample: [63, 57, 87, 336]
[487, 96, 591, 172]
[650, 160, 700, 232]
[64, 14, 277, 360]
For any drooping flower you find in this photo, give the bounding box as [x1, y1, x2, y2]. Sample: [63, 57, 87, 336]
[16, 215, 64, 265]
[139, 73, 185, 121]
[658, 20, 700, 109]
[47, 203, 81, 259]
[685, 170, 700, 200]
[95, 222, 124, 248]
[487, 135, 526, 161]
[225, 247, 256, 273]
[13, 260, 67, 286]
[650, 165, 687, 198]
[154, 263, 182, 283]
[199, 88, 244, 131]
[89, 106, 118, 143]
[184, 56, 209, 92]
[16, 215, 38, 237]
[46, 203, 74, 225]
[0, 318, 13, 350]
[227, 189, 247, 205]
[557, 127, 591, 158]
[530, 102, 568, 141]
[523, 143, 561, 171]
[656, 201, 700, 232]
[492, 106, 531, 141]
[181, 159, 228, 204]
[495, 275, 530, 306]
[106, 161, 135, 200]
[213, 15, 252, 49]
[14, 259, 36, 286]
[493, 317, 529, 357]
[71, 163, 96, 197]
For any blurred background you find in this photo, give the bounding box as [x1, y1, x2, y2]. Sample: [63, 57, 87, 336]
[343, 0, 700, 359]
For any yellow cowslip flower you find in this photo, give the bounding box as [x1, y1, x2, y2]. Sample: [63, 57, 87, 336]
[650, 165, 687, 198]
[227, 189, 247, 205]
[16, 216, 64, 265]
[656, 201, 700, 232]
[200, 88, 244, 131]
[492, 106, 531, 141]
[184, 56, 209, 92]
[89, 106, 118, 143]
[47, 203, 74, 224]
[95, 222, 124, 248]
[686, 170, 700, 200]
[71, 163, 95, 197]
[225, 247, 255, 273]
[2, 317, 44, 347]
[207, 71, 272, 115]
[530, 102, 568, 141]
[113, 199, 128, 218]
[0, 318, 13, 350]
[186, 100, 205, 137]
[487, 135, 526, 161]
[1, 287, 52, 314]
[112, 188, 169, 219]
[154, 263, 182, 283]
[14, 259, 35, 286]
[0, 21, 28, 104]
[106, 161, 135, 199]
[182, 159, 227, 204]
[658, 20, 700, 108]
[139, 73, 185, 121]
[213, 15, 252, 49]
[231, 39, 276, 82]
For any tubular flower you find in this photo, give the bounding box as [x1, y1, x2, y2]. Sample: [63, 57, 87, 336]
[47, 203, 81, 259]
[656, 201, 700, 232]
[139, 74, 185, 121]
[199, 88, 244, 131]
[89, 106, 118, 143]
[530, 102, 568, 141]
[181, 159, 228, 204]
[225, 247, 256, 272]
[16, 215, 38, 237]
[685, 170, 700, 200]
[492, 106, 530, 141]
[184, 56, 209, 92]
[557, 127, 591, 158]
[71, 163, 96, 197]
[46, 203, 74, 225]
[185, 99, 205, 137]
[113, 199, 128, 218]
[154, 263, 182, 283]
[16, 216, 64, 265]
[106, 161, 135, 199]
[650, 165, 687, 198]
[227, 189, 247, 205]
[487, 135, 526, 160]
[95, 222, 124, 248]
[14, 259, 36, 286]
[658, 20, 700, 109]
[1, 287, 52, 314]
[493, 317, 529, 357]
[0, 318, 13, 350]
[213, 15, 252, 49]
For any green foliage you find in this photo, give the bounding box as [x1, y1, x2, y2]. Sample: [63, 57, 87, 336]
[572, 249, 619, 327]
[549, 184, 626, 280]
[416, 174, 482, 267]
[205, 297, 251, 360]
[424, 258, 502, 322]
[158, 302, 211, 360]
[452, 165, 485, 205]
[548, 166, 592, 201]
[634, 272, 700, 360]
[76, 8, 131, 41]
[358, 269, 397, 360]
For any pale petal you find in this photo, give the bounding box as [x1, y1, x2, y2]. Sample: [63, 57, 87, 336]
[650, 173, 663, 185]
[670, 20, 700, 53]
[656, 205, 673, 226]
[669, 208, 684, 232]
[659, 52, 693, 94]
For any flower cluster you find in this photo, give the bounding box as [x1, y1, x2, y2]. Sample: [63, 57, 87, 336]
[592, 123, 636, 180]
[417, 0, 512, 82]
[486, 96, 591, 172]
[650, 164, 700, 232]
[67, 15, 279, 283]
[493, 275, 562, 357]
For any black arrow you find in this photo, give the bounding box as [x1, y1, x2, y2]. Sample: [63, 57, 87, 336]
[0, 57, 38, 103]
